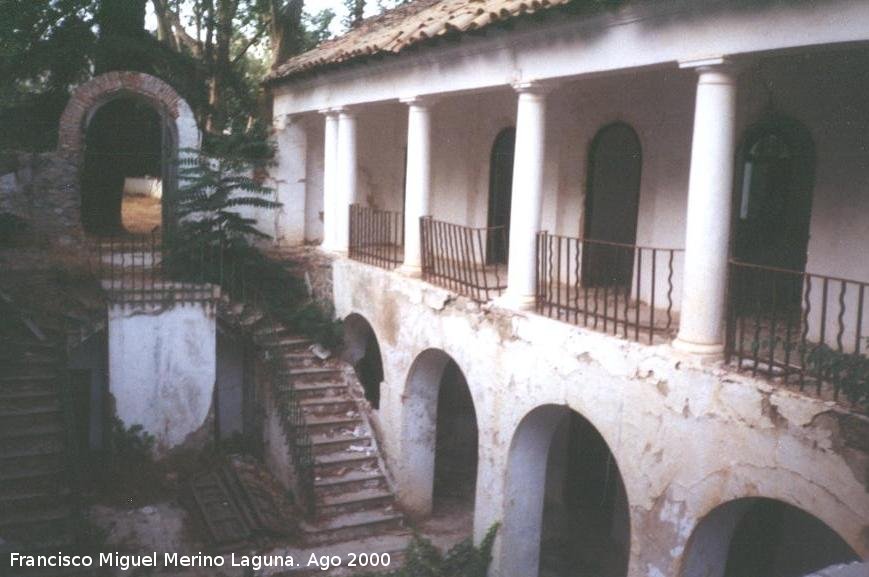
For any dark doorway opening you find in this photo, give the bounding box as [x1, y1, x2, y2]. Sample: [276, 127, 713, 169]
[582, 122, 642, 288]
[342, 314, 384, 409]
[81, 97, 164, 236]
[487, 127, 516, 264]
[539, 410, 630, 577]
[433, 359, 478, 516]
[733, 117, 815, 311]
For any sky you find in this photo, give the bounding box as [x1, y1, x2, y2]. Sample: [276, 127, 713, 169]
[145, 1, 382, 42]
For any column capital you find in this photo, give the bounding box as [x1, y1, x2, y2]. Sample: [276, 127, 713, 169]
[511, 79, 558, 95]
[679, 56, 741, 78]
[318, 107, 338, 117]
[331, 104, 363, 116]
[399, 94, 440, 107]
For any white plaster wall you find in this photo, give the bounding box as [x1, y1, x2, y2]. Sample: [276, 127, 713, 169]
[305, 114, 325, 242]
[108, 302, 216, 455]
[271, 114, 309, 245]
[332, 260, 869, 577]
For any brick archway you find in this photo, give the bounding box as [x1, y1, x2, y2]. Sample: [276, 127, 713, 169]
[57, 71, 199, 235]
[58, 71, 199, 159]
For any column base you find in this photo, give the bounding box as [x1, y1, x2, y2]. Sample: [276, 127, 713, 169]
[493, 292, 537, 312]
[671, 337, 725, 359]
[397, 263, 423, 278]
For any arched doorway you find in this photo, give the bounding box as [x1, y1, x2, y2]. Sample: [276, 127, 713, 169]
[582, 122, 642, 287]
[501, 405, 630, 577]
[682, 498, 859, 577]
[81, 97, 164, 235]
[57, 71, 199, 238]
[342, 313, 384, 409]
[401, 349, 478, 527]
[487, 127, 515, 264]
[733, 117, 815, 309]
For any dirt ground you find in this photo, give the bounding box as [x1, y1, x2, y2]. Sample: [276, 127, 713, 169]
[121, 194, 161, 235]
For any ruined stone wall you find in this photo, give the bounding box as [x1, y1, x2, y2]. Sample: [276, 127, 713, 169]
[0, 151, 81, 245]
[331, 258, 869, 577]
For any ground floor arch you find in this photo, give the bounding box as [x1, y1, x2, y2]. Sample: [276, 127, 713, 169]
[681, 497, 859, 577]
[401, 348, 479, 521]
[501, 404, 630, 577]
[342, 313, 384, 409]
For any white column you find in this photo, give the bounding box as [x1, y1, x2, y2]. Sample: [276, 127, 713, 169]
[320, 110, 340, 251]
[333, 107, 358, 254]
[673, 58, 738, 356]
[500, 81, 551, 309]
[399, 96, 435, 276]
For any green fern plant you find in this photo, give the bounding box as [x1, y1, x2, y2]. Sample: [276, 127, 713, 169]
[174, 145, 280, 247]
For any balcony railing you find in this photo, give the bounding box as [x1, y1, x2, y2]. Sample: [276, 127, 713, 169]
[348, 203, 404, 270]
[420, 216, 508, 302]
[726, 261, 868, 405]
[536, 233, 684, 344]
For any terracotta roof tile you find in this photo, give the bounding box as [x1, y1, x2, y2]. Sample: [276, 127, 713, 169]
[267, 0, 572, 83]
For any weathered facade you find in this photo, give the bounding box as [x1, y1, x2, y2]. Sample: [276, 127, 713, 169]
[265, 1, 869, 575]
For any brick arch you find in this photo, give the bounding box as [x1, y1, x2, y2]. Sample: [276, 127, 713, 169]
[57, 71, 199, 159]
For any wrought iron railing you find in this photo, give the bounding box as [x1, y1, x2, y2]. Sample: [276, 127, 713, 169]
[91, 227, 217, 303]
[420, 216, 508, 302]
[727, 261, 868, 405]
[536, 233, 683, 344]
[348, 204, 404, 270]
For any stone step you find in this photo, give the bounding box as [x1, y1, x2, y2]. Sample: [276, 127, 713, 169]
[0, 373, 58, 390]
[0, 451, 67, 478]
[303, 414, 363, 435]
[317, 488, 395, 518]
[314, 469, 388, 498]
[300, 397, 358, 416]
[0, 468, 67, 495]
[291, 382, 349, 400]
[0, 507, 75, 546]
[0, 432, 64, 455]
[0, 488, 72, 516]
[281, 367, 344, 383]
[0, 422, 65, 440]
[0, 390, 60, 412]
[307, 429, 372, 456]
[301, 509, 404, 545]
[313, 449, 379, 477]
[0, 406, 63, 434]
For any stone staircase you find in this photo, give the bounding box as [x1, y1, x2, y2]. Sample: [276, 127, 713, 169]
[0, 286, 84, 573]
[231, 308, 407, 546]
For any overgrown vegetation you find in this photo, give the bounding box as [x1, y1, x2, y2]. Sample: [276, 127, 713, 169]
[170, 141, 342, 348]
[353, 524, 499, 577]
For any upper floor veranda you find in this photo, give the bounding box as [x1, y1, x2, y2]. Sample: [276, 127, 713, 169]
[265, 0, 869, 411]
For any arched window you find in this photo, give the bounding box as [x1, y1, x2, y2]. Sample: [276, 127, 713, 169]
[487, 127, 516, 264]
[582, 122, 642, 287]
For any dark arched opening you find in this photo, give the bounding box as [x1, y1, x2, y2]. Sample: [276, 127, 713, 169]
[582, 122, 642, 287]
[733, 117, 815, 310]
[342, 314, 384, 409]
[487, 127, 515, 264]
[81, 97, 164, 236]
[682, 498, 859, 577]
[433, 358, 478, 515]
[402, 349, 478, 532]
[501, 405, 630, 577]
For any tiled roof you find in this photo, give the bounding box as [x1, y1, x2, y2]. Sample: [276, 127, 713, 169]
[267, 0, 572, 83]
